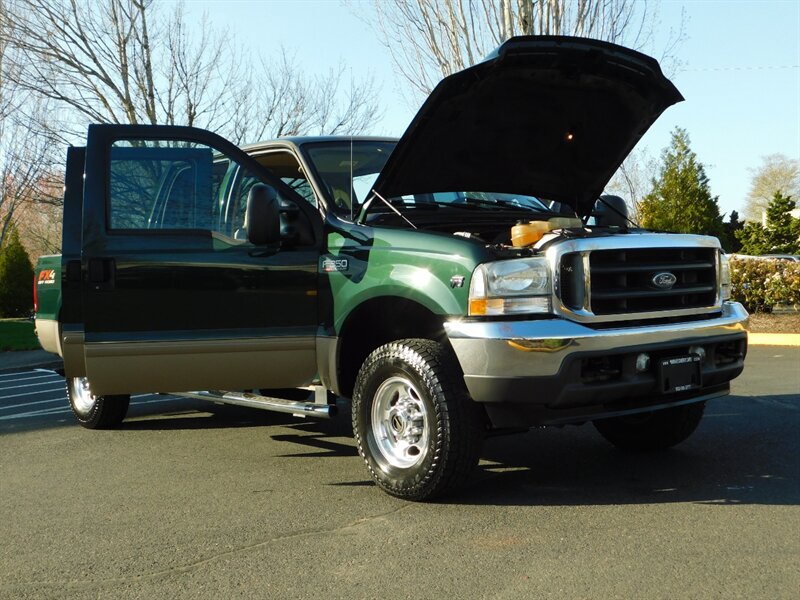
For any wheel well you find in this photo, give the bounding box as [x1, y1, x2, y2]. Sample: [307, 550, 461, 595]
[336, 298, 447, 399]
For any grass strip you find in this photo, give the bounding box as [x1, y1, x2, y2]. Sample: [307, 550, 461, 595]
[0, 319, 41, 351]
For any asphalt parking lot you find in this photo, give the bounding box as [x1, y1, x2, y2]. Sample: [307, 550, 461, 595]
[1, 345, 798, 599]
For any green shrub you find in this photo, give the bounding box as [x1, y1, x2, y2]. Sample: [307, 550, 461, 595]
[730, 257, 800, 312]
[0, 229, 34, 318]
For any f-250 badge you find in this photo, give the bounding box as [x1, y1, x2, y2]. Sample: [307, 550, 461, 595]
[321, 257, 349, 273]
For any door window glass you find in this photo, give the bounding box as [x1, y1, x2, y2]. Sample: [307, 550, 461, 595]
[109, 140, 233, 232]
[108, 139, 315, 247]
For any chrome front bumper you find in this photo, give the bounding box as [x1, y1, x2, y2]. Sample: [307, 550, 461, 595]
[445, 302, 748, 422]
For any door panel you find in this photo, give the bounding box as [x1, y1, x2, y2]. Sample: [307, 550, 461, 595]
[81, 125, 320, 395]
[60, 147, 88, 377]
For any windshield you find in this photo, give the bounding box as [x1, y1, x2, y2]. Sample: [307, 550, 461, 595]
[304, 141, 396, 217]
[303, 140, 555, 218]
[388, 191, 550, 212]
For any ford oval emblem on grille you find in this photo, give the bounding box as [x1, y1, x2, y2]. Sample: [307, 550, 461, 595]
[652, 272, 677, 289]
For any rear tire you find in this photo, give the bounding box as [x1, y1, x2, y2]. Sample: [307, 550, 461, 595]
[67, 377, 130, 429]
[593, 401, 705, 451]
[352, 339, 484, 501]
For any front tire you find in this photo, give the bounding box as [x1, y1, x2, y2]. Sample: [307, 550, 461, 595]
[352, 339, 483, 501]
[67, 377, 130, 429]
[593, 401, 706, 451]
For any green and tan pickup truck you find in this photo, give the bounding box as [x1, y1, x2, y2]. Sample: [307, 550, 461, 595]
[34, 36, 748, 500]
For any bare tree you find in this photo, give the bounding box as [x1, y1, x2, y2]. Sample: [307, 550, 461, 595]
[0, 0, 383, 255]
[368, 0, 685, 101]
[743, 153, 800, 223]
[604, 146, 658, 222]
[0, 5, 60, 251]
[1, 0, 245, 140]
[1, 0, 381, 144]
[237, 49, 382, 142]
[0, 111, 61, 250]
[9, 182, 63, 258]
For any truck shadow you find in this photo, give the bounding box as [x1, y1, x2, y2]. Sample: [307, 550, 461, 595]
[125, 392, 799, 507]
[447, 393, 800, 507]
[121, 401, 305, 431]
[64, 391, 800, 507]
[121, 398, 355, 434]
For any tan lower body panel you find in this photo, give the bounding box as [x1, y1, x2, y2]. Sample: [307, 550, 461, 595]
[34, 318, 61, 356]
[62, 327, 87, 378]
[316, 335, 340, 395]
[83, 336, 316, 396]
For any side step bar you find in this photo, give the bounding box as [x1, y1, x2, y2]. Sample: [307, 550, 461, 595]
[173, 389, 336, 419]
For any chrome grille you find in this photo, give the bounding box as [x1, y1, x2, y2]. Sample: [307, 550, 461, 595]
[559, 247, 718, 316]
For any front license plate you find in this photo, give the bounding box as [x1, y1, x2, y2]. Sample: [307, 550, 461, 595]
[658, 355, 702, 394]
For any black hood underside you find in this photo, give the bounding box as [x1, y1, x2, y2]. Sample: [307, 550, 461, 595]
[372, 36, 683, 218]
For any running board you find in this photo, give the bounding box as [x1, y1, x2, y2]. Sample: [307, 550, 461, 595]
[173, 389, 336, 419]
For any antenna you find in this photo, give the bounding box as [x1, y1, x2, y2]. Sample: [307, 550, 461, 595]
[349, 66, 355, 222]
[350, 136, 354, 222]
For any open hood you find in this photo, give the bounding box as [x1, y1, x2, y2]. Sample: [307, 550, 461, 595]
[371, 36, 683, 217]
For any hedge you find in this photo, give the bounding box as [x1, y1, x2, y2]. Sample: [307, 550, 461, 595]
[729, 257, 800, 313]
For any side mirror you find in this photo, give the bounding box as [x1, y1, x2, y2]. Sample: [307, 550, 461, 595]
[594, 195, 629, 227]
[246, 184, 281, 245]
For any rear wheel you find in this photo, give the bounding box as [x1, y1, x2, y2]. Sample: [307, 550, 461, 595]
[352, 339, 484, 501]
[593, 402, 706, 451]
[67, 377, 130, 429]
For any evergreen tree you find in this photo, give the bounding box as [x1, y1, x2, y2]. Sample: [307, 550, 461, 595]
[764, 192, 800, 253]
[737, 191, 800, 255]
[638, 128, 726, 240]
[723, 210, 744, 252]
[0, 228, 35, 317]
[735, 221, 770, 255]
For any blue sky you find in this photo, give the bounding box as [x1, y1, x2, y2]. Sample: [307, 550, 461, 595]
[180, 0, 800, 219]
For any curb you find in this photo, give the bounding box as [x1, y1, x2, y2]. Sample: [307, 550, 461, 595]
[748, 333, 800, 347]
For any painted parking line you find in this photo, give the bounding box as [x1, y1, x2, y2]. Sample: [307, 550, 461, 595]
[0, 371, 40, 379]
[0, 380, 67, 392]
[0, 370, 67, 422]
[0, 396, 178, 422]
[0, 369, 182, 421]
[0, 369, 193, 423]
[0, 406, 73, 421]
[0, 373, 61, 385]
[0, 369, 59, 379]
[0, 395, 69, 411]
[0, 386, 68, 401]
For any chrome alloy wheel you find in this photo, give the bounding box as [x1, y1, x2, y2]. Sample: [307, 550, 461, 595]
[371, 376, 430, 469]
[69, 377, 97, 417]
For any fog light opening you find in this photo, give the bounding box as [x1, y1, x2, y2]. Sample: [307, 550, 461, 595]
[689, 345, 707, 364]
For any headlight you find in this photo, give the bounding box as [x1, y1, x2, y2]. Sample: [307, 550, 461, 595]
[469, 257, 552, 315]
[720, 253, 731, 301]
